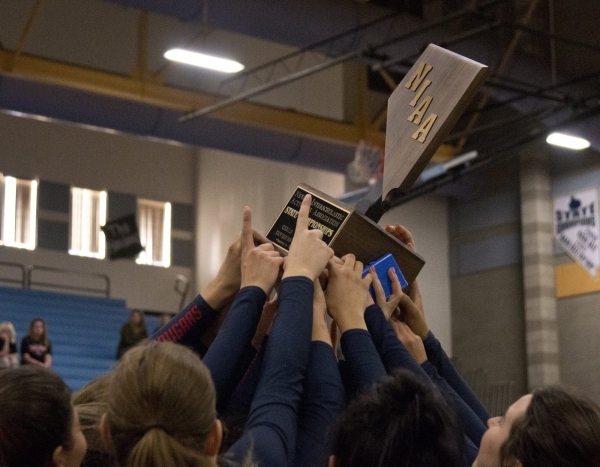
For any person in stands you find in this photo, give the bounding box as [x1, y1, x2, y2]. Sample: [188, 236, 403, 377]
[21, 318, 52, 368]
[0, 321, 19, 369]
[115, 309, 147, 359]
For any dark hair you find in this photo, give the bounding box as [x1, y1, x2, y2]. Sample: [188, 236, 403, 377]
[500, 386, 600, 467]
[0, 365, 73, 467]
[28, 318, 50, 347]
[331, 369, 464, 467]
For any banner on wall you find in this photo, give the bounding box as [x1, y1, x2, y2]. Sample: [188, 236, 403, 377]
[101, 214, 144, 260]
[553, 188, 600, 278]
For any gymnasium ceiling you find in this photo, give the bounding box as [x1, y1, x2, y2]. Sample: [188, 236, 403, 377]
[1, 0, 599, 199]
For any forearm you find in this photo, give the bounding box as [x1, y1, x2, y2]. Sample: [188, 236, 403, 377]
[203, 286, 267, 413]
[312, 318, 332, 345]
[339, 329, 386, 392]
[150, 293, 222, 354]
[23, 353, 44, 366]
[43, 354, 52, 368]
[294, 341, 344, 467]
[201, 274, 239, 311]
[421, 360, 486, 447]
[364, 304, 428, 378]
[423, 331, 489, 424]
[236, 277, 314, 467]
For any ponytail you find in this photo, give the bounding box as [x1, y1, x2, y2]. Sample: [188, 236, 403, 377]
[127, 427, 213, 467]
[106, 342, 218, 467]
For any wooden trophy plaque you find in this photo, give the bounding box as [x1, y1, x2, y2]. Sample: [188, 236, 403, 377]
[267, 44, 488, 284]
[383, 43, 488, 202]
[266, 184, 426, 283]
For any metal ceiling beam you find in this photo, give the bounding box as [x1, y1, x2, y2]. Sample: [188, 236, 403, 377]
[456, 0, 544, 151]
[10, 0, 46, 71]
[0, 49, 386, 147]
[182, 0, 509, 122]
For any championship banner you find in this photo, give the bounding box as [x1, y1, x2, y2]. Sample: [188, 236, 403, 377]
[101, 214, 144, 260]
[553, 188, 600, 278]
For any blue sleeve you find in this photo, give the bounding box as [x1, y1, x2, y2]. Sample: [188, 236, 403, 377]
[227, 277, 313, 467]
[421, 361, 487, 448]
[293, 341, 345, 467]
[150, 294, 220, 356]
[339, 329, 387, 393]
[423, 331, 489, 425]
[363, 304, 430, 379]
[463, 436, 479, 467]
[203, 286, 267, 414]
[222, 338, 266, 420]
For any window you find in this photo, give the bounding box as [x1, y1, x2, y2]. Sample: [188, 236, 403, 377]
[136, 199, 171, 267]
[0, 175, 37, 250]
[69, 187, 107, 258]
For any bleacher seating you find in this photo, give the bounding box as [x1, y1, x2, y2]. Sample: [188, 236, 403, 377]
[0, 286, 142, 392]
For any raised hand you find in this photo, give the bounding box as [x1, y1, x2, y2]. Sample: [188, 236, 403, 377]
[240, 206, 284, 295]
[397, 285, 429, 340]
[325, 254, 372, 333]
[383, 223, 427, 338]
[202, 227, 272, 310]
[312, 279, 332, 345]
[391, 320, 427, 364]
[385, 223, 416, 250]
[369, 265, 403, 321]
[282, 194, 334, 281]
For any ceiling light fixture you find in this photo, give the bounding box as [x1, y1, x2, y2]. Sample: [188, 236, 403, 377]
[164, 48, 244, 73]
[546, 132, 591, 150]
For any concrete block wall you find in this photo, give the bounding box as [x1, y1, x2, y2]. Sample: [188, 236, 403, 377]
[449, 188, 528, 399]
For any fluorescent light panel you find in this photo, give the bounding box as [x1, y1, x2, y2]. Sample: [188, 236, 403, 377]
[546, 132, 591, 150]
[164, 48, 244, 73]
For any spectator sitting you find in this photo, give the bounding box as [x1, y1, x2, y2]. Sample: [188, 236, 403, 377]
[21, 318, 52, 368]
[0, 321, 19, 369]
[153, 313, 173, 334]
[115, 309, 147, 360]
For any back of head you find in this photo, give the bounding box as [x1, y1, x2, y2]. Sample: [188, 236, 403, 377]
[106, 341, 217, 467]
[501, 385, 600, 467]
[77, 402, 115, 467]
[73, 374, 114, 467]
[0, 365, 72, 467]
[331, 369, 464, 467]
[72, 373, 112, 406]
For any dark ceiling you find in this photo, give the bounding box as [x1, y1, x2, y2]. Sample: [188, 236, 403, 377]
[1, 0, 599, 198]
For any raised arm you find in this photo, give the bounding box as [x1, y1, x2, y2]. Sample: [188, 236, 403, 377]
[386, 223, 489, 424]
[293, 279, 345, 467]
[227, 194, 334, 467]
[203, 206, 284, 413]
[150, 224, 271, 356]
[326, 254, 387, 393]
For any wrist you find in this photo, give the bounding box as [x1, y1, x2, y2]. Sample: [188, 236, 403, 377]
[202, 276, 238, 310]
[282, 267, 314, 281]
[312, 321, 332, 344]
[240, 280, 272, 296]
[332, 310, 367, 333]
